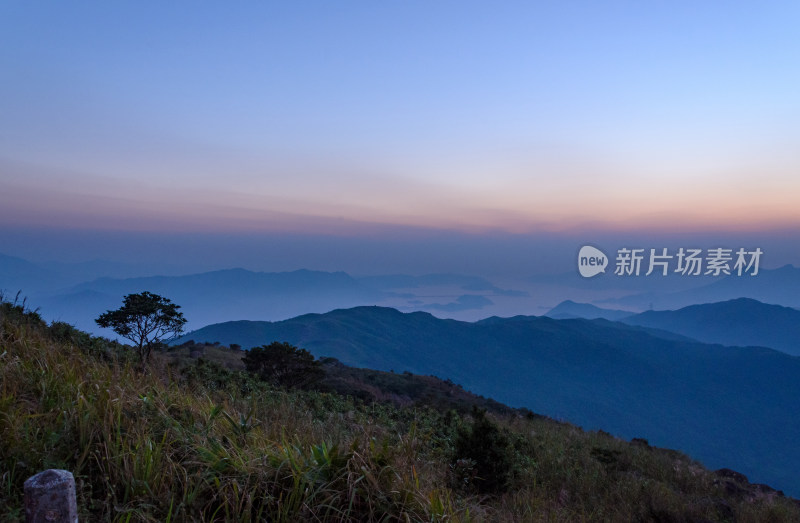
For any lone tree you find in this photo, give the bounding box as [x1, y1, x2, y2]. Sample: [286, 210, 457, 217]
[96, 291, 186, 366]
[243, 341, 323, 388]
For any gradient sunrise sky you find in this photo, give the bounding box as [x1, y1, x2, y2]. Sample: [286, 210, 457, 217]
[1, 2, 799, 269]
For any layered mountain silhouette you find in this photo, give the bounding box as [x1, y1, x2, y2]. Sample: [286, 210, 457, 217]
[0, 253, 62, 293]
[1, 252, 531, 334]
[545, 297, 800, 356]
[545, 300, 633, 321]
[0, 252, 187, 293]
[360, 273, 527, 296]
[178, 305, 800, 496]
[37, 268, 387, 332]
[621, 298, 800, 356]
[605, 264, 800, 310]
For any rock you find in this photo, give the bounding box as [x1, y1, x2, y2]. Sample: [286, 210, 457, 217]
[24, 469, 78, 523]
[714, 468, 748, 484]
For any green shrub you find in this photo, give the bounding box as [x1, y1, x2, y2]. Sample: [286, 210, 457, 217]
[181, 357, 263, 395]
[452, 407, 513, 494]
[243, 341, 324, 388]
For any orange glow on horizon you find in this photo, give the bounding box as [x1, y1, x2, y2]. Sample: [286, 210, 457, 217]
[3, 158, 799, 236]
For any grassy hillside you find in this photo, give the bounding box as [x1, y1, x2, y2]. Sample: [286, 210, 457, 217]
[2, 297, 799, 521]
[178, 306, 800, 496]
[168, 340, 523, 416]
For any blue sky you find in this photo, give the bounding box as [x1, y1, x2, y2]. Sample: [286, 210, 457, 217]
[1, 2, 799, 271]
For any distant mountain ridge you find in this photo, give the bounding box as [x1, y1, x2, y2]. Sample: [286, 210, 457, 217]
[605, 264, 800, 310]
[621, 297, 800, 356]
[178, 305, 800, 496]
[0, 253, 61, 293]
[1, 251, 532, 334]
[51, 268, 387, 333]
[359, 273, 528, 296]
[545, 300, 633, 321]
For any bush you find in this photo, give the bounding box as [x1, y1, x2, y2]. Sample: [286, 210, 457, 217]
[452, 407, 513, 494]
[181, 357, 262, 395]
[242, 341, 324, 389]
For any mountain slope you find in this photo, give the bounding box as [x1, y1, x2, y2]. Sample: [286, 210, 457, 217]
[622, 298, 800, 356]
[5, 297, 799, 520]
[179, 306, 800, 496]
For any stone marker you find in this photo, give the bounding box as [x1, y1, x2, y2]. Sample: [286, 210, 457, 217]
[24, 469, 78, 523]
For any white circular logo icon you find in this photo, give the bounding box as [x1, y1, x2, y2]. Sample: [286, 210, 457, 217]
[578, 245, 608, 278]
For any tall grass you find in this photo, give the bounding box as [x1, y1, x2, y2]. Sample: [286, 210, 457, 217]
[1, 297, 798, 521]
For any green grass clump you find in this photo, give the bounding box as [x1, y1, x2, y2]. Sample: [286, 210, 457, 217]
[1, 296, 799, 521]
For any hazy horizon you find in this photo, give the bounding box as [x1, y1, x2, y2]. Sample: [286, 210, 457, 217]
[2, 225, 799, 280]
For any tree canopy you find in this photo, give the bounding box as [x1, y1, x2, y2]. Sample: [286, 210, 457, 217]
[96, 291, 186, 366]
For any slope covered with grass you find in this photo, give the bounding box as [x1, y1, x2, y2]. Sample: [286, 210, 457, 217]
[178, 306, 800, 495]
[1, 297, 798, 522]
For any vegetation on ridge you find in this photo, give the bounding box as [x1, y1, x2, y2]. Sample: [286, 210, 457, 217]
[1, 294, 799, 521]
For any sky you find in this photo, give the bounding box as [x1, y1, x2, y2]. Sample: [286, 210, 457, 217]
[1, 1, 799, 274]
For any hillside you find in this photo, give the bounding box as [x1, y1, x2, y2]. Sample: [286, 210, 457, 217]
[621, 298, 800, 356]
[2, 296, 799, 521]
[180, 306, 800, 496]
[169, 340, 522, 416]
